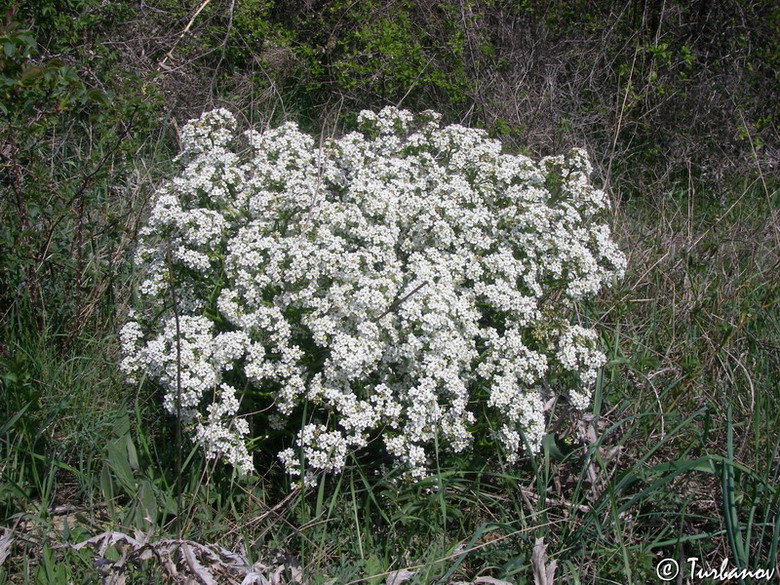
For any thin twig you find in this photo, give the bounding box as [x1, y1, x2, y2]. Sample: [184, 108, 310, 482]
[166, 246, 184, 539]
[158, 0, 214, 71]
[373, 280, 428, 322]
[734, 105, 779, 252]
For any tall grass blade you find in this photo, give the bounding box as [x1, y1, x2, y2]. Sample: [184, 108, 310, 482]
[723, 405, 747, 569]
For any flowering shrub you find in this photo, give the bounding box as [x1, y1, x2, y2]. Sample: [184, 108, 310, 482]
[121, 107, 626, 485]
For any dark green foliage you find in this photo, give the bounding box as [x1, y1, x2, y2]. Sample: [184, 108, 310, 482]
[289, 0, 477, 114]
[0, 16, 170, 338]
[2, 0, 133, 54]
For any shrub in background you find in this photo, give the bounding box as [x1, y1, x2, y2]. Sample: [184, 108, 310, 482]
[121, 107, 625, 486]
[0, 17, 165, 338]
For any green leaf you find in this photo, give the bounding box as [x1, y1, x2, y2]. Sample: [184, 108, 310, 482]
[134, 479, 158, 529]
[125, 433, 139, 472]
[86, 87, 109, 105]
[17, 34, 35, 47]
[112, 413, 131, 437]
[107, 437, 135, 493]
[100, 464, 114, 507]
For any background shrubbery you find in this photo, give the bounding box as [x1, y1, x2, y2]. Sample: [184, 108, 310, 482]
[1, 1, 778, 583]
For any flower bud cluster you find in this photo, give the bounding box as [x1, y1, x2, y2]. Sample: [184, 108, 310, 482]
[121, 107, 625, 482]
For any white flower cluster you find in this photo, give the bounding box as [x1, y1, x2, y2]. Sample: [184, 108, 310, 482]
[121, 106, 625, 482]
[556, 325, 608, 410]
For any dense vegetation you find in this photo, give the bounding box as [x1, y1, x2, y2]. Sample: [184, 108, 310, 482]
[1, 1, 778, 583]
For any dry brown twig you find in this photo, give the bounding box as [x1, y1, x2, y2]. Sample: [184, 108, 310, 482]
[158, 0, 214, 71]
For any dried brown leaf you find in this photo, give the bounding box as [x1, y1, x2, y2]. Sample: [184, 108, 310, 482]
[386, 569, 417, 585]
[473, 577, 515, 585]
[531, 537, 557, 585]
[180, 542, 217, 585]
[0, 528, 13, 566]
